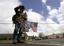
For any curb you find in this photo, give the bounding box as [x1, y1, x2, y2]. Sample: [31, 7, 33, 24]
[27, 43, 62, 46]
[0, 42, 64, 46]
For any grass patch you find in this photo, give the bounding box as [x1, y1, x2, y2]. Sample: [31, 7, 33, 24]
[0, 40, 12, 43]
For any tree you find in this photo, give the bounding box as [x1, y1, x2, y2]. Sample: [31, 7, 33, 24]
[63, 33, 64, 38]
[38, 32, 44, 38]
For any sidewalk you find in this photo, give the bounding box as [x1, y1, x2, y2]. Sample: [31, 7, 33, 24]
[0, 40, 64, 46]
[0, 42, 63, 46]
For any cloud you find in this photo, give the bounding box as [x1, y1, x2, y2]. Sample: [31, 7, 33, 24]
[48, 9, 58, 18]
[57, 0, 64, 23]
[37, 18, 60, 35]
[46, 5, 64, 24]
[46, 5, 51, 11]
[26, 8, 61, 36]
[59, 1, 64, 14]
[0, 0, 21, 23]
[0, 0, 64, 36]
[46, 1, 64, 23]
[26, 9, 45, 36]
[0, 0, 45, 36]
[0, 0, 21, 34]
[27, 9, 44, 22]
[41, 0, 47, 4]
[46, 5, 59, 19]
[0, 24, 14, 34]
[35, 0, 64, 36]
[56, 13, 64, 23]
[44, 18, 59, 35]
[43, 0, 64, 35]
[58, 24, 64, 32]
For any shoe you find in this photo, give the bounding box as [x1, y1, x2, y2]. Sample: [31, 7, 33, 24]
[17, 41, 24, 43]
[12, 40, 17, 44]
[12, 42, 17, 44]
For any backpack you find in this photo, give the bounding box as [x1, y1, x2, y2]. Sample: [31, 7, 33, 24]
[12, 14, 18, 24]
[12, 12, 27, 24]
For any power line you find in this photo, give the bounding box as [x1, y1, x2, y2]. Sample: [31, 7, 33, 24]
[0, 23, 13, 24]
[0, 22, 64, 24]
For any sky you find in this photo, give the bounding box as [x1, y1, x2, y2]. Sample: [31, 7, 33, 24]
[0, 0, 64, 36]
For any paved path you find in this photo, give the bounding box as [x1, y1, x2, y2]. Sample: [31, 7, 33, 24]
[0, 41, 63, 46]
[0, 38, 64, 46]
[0, 43, 62, 46]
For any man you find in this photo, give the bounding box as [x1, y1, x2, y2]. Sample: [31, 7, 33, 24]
[12, 5, 27, 44]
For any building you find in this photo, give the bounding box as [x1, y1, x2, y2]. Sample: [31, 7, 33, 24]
[0, 33, 28, 41]
[48, 33, 64, 39]
[0, 34, 12, 40]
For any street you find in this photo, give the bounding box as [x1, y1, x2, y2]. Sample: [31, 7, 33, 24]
[28, 38, 64, 44]
[0, 38, 64, 46]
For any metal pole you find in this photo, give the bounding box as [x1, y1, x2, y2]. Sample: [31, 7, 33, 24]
[24, 21, 27, 43]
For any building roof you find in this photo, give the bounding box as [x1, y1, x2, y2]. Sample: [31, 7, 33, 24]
[0, 34, 13, 37]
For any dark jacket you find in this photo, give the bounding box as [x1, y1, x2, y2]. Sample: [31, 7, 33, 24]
[12, 14, 19, 24]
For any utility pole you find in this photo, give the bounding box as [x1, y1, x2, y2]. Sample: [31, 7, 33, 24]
[24, 21, 27, 43]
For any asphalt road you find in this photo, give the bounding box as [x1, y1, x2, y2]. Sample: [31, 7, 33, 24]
[0, 42, 62, 46]
[30, 38, 64, 44]
[0, 38, 64, 46]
